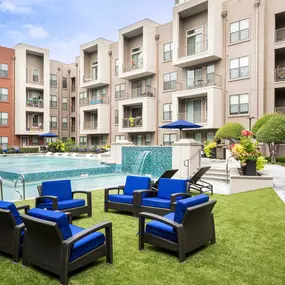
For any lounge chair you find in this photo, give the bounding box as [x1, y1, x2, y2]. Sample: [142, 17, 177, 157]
[188, 166, 213, 195]
[136, 178, 190, 216]
[104, 175, 151, 216]
[138, 195, 216, 262]
[14, 147, 20, 154]
[0, 201, 30, 262]
[36, 180, 92, 217]
[22, 208, 113, 285]
[152, 169, 179, 190]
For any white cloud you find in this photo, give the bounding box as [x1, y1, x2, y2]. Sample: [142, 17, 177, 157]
[22, 24, 49, 39]
[5, 30, 26, 42]
[0, 2, 32, 14]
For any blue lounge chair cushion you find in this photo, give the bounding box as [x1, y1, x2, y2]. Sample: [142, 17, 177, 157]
[28, 208, 72, 240]
[37, 199, 85, 210]
[142, 197, 170, 209]
[42, 180, 72, 202]
[157, 179, 187, 200]
[124, 176, 151, 195]
[69, 224, 105, 262]
[108, 194, 133, 204]
[174, 194, 209, 224]
[0, 201, 23, 225]
[146, 213, 177, 242]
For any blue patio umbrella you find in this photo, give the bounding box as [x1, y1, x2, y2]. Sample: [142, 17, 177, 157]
[39, 132, 58, 138]
[160, 120, 202, 140]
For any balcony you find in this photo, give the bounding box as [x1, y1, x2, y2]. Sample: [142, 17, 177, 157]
[275, 67, 285, 82]
[178, 111, 207, 124]
[123, 58, 143, 73]
[178, 40, 208, 59]
[175, 0, 189, 5]
[80, 95, 109, 106]
[26, 98, 44, 109]
[83, 120, 98, 130]
[115, 90, 126, 100]
[130, 86, 156, 99]
[26, 68, 44, 89]
[122, 117, 143, 128]
[71, 125, 76, 133]
[26, 113, 44, 133]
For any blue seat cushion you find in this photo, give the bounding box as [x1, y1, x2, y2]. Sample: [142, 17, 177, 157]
[0, 201, 22, 225]
[146, 213, 177, 243]
[108, 194, 133, 204]
[157, 178, 187, 200]
[174, 194, 209, 224]
[42, 180, 72, 202]
[28, 208, 72, 240]
[37, 199, 85, 210]
[142, 197, 170, 209]
[124, 176, 151, 195]
[69, 224, 105, 262]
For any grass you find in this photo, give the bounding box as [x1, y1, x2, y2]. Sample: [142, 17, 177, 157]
[1, 188, 285, 285]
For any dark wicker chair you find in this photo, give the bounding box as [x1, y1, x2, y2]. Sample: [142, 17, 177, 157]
[188, 166, 213, 195]
[36, 180, 92, 217]
[152, 169, 178, 190]
[104, 175, 151, 216]
[138, 195, 216, 262]
[135, 178, 190, 216]
[0, 201, 30, 262]
[22, 208, 113, 285]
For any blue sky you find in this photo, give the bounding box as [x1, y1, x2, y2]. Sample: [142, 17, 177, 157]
[0, 0, 174, 63]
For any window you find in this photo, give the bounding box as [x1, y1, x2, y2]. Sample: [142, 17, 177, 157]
[115, 84, 125, 99]
[32, 136, 39, 145]
[163, 104, 172, 120]
[206, 64, 215, 83]
[46, 137, 57, 143]
[32, 114, 40, 127]
[0, 88, 8, 102]
[79, 136, 87, 145]
[115, 110, 119, 125]
[186, 67, 202, 88]
[62, 77, 68, 88]
[230, 19, 249, 43]
[163, 134, 177, 146]
[50, 95, 57, 107]
[0, 137, 8, 148]
[164, 72, 177, 91]
[230, 94, 249, 115]
[146, 134, 152, 145]
[0, 112, 8, 125]
[115, 135, 125, 142]
[115, 59, 119, 74]
[131, 47, 143, 70]
[186, 27, 203, 56]
[50, 74, 57, 87]
[164, 42, 173, 61]
[50, 116, 57, 128]
[62, 97, 68, 109]
[91, 61, 98, 80]
[32, 69, 39, 82]
[230, 56, 249, 79]
[62, 117, 68, 129]
[0, 64, 8, 78]
[80, 91, 88, 105]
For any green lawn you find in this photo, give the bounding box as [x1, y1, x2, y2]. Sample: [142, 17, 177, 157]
[1, 188, 285, 285]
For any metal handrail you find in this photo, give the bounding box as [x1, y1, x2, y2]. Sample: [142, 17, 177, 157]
[14, 174, 26, 200]
[0, 176, 3, 201]
[226, 155, 234, 183]
[184, 148, 202, 177]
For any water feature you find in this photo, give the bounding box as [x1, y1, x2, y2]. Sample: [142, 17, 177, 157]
[133, 151, 151, 175]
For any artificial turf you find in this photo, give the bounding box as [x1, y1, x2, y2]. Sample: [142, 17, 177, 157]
[1, 188, 285, 285]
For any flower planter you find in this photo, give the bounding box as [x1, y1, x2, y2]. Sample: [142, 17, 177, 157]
[242, 160, 257, 176]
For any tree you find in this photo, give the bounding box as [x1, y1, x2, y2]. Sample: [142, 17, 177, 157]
[256, 114, 285, 163]
[252, 113, 279, 135]
[215, 123, 245, 142]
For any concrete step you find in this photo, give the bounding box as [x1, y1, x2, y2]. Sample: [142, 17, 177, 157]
[205, 171, 228, 178]
[203, 175, 228, 182]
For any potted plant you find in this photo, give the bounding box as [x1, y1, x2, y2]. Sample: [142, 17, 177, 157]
[204, 141, 217, 159]
[230, 130, 267, 176]
[129, 117, 135, 127]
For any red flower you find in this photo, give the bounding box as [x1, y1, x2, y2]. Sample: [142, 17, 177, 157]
[242, 130, 253, 137]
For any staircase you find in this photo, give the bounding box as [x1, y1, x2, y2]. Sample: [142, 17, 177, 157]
[202, 168, 228, 182]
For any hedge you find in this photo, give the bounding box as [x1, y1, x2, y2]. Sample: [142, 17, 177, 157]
[0, 147, 39, 154]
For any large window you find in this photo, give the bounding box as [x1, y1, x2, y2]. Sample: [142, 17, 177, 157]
[79, 136, 87, 145]
[115, 135, 125, 142]
[186, 67, 202, 89]
[115, 84, 125, 99]
[230, 94, 249, 115]
[50, 95, 57, 107]
[0, 88, 8, 102]
[163, 104, 172, 121]
[91, 61, 98, 80]
[115, 59, 119, 74]
[62, 117, 68, 129]
[230, 56, 249, 79]
[50, 116, 57, 128]
[163, 72, 177, 91]
[0, 137, 8, 148]
[62, 97, 68, 109]
[0, 112, 8, 125]
[186, 27, 203, 56]
[115, 110, 119, 125]
[32, 69, 39, 83]
[0, 63, 8, 78]
[62, 77, 67, 88]
[163, 134, 177, 146]
[131, 47, 143, 70]
[50, 74, 57, 87]
[163, 42, 173, 61]
[230, 19, 249, 43]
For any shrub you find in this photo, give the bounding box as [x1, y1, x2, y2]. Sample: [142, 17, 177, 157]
[64, 138, 75, 152]
[256, 114, 285, 163]
[215, 123, 245, 141]
[204, 141, 217, 158]
[252, 113, 279, 135]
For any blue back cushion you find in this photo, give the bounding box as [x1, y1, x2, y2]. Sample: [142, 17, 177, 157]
[0, 201, 22, 225]
[157, 178, 187, 200]
[124, 176, 151, 195]
[174, 194, 209, 224]
[28, 208, 72, 240]
[42, 180, 72, 201]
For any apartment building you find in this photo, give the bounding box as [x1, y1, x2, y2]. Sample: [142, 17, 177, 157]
[0, 46, 15, 148]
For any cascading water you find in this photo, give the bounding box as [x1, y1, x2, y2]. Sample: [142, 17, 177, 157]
[133, 151, 151, 175]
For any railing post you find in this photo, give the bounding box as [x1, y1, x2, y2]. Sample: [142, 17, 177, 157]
[21, 174, 26, 200]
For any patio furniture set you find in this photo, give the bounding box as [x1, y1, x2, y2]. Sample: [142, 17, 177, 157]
[0, 167, 215, 285]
